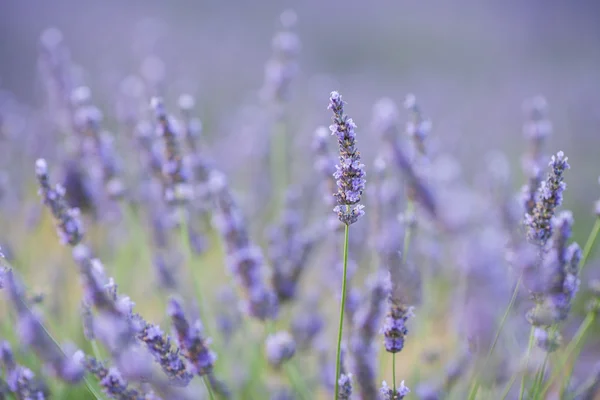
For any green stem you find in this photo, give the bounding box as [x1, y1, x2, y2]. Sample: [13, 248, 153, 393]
[284, 361, 312, 400]
[500, 372, 517, 400]
[519, 327, 535, 400]
[392, 353, 397, 391]
[203, 376, 216, 400]
[468, 275, 523, 400]
[334, 224, 350, 399]
[530, 353, 549, 400]
[581, 218, 600, 270]
[540, 313, 595, 397]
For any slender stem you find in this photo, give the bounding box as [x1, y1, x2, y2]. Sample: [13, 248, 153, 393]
[500, 372, 517, 400]
[581, 218, 600, 270]
[519, 327, 535, 399]
[393, 353, 397, 390]
[540, 313, 595, 397]
[203, 376, 216, 400]
[334, 224, 350, 399]
[468, 275, 523, 400]
[284, 361, 312, 400]
[530, 353, 549, 400]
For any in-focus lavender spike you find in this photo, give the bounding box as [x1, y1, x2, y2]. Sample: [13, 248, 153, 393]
[328, 91, 366, 225]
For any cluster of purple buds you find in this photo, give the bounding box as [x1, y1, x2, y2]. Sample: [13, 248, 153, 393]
[524, 151, 570, 246]
[150, 97, 192, 205]
[82, 355, 157, 399]
[265, 331, 296, 368]
[382, 302, 413, 354]
[167, 298, 216, 377]
[35, 158, 84, 246]
[133, 315, 193, 386]
[337, 373, 353, 400]
[526, 211, 581, 351]
[1, 341, 50, 399]
[328, 91, 366, 225]
[379, 380, 410, 400]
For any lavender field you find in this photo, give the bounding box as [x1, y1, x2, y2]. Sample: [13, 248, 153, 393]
[1, 1, 600, 399]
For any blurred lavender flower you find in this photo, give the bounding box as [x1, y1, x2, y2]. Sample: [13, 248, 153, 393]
[351, 271, 390, 398]
[36, 158, 84, 246]
[134, 317, 193, 386]
[268, 188, 316, 303]
[150, 97, 192, 205]
[167, 297, 216, 377]
[377, 97, 438, 222]
[83, 355, 157, 400]
[379, 380, 410, 399]
[207, 169, 279, 320]
[329, 91, 366, 225]
[265, 331, 296, 368]
[523, 208, 581, 352]
[381, 303, 413, 354]
[260, 9, 300, 109]
[404, 93, 431, 156]
[337, 373, 353, 400]
[1, 341, 50, 400]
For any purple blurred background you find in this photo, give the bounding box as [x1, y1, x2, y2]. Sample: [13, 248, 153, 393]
[1, 0, 599, 214]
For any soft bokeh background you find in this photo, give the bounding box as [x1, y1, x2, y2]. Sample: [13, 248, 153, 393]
[1, 1, 600, 398]
[2, 0, 600, 210]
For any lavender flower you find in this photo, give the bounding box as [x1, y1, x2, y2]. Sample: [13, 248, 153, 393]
[379, 380, 410, 399]
[83, 355, 156, 400]
[329, 91, 366, 225]
[1, 341, 50, 400]
[134, 318, 193, 386]
[337, 373, 353, 399]
[382, 303, 413, 354]
[525, 211, 581, 351]
[167, 298, 216, 376]
[525, 151, 570, 246]
[208, 169, 279, 320]
[35, 158, 84, 246]
[265, 331, 296, 368]
[150, 97, 192, 204]
[404, 93, 431, 155]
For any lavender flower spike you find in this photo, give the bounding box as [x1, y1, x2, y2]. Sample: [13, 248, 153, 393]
[329, 91, 366, 225]
[380, 380, 410, 399]
[35, 158, 84, 246]
[525, 151, 570, 246]
[337, 373, 353, 399]
[265, 331, 296, 368]
[168, 297, 216, 377]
